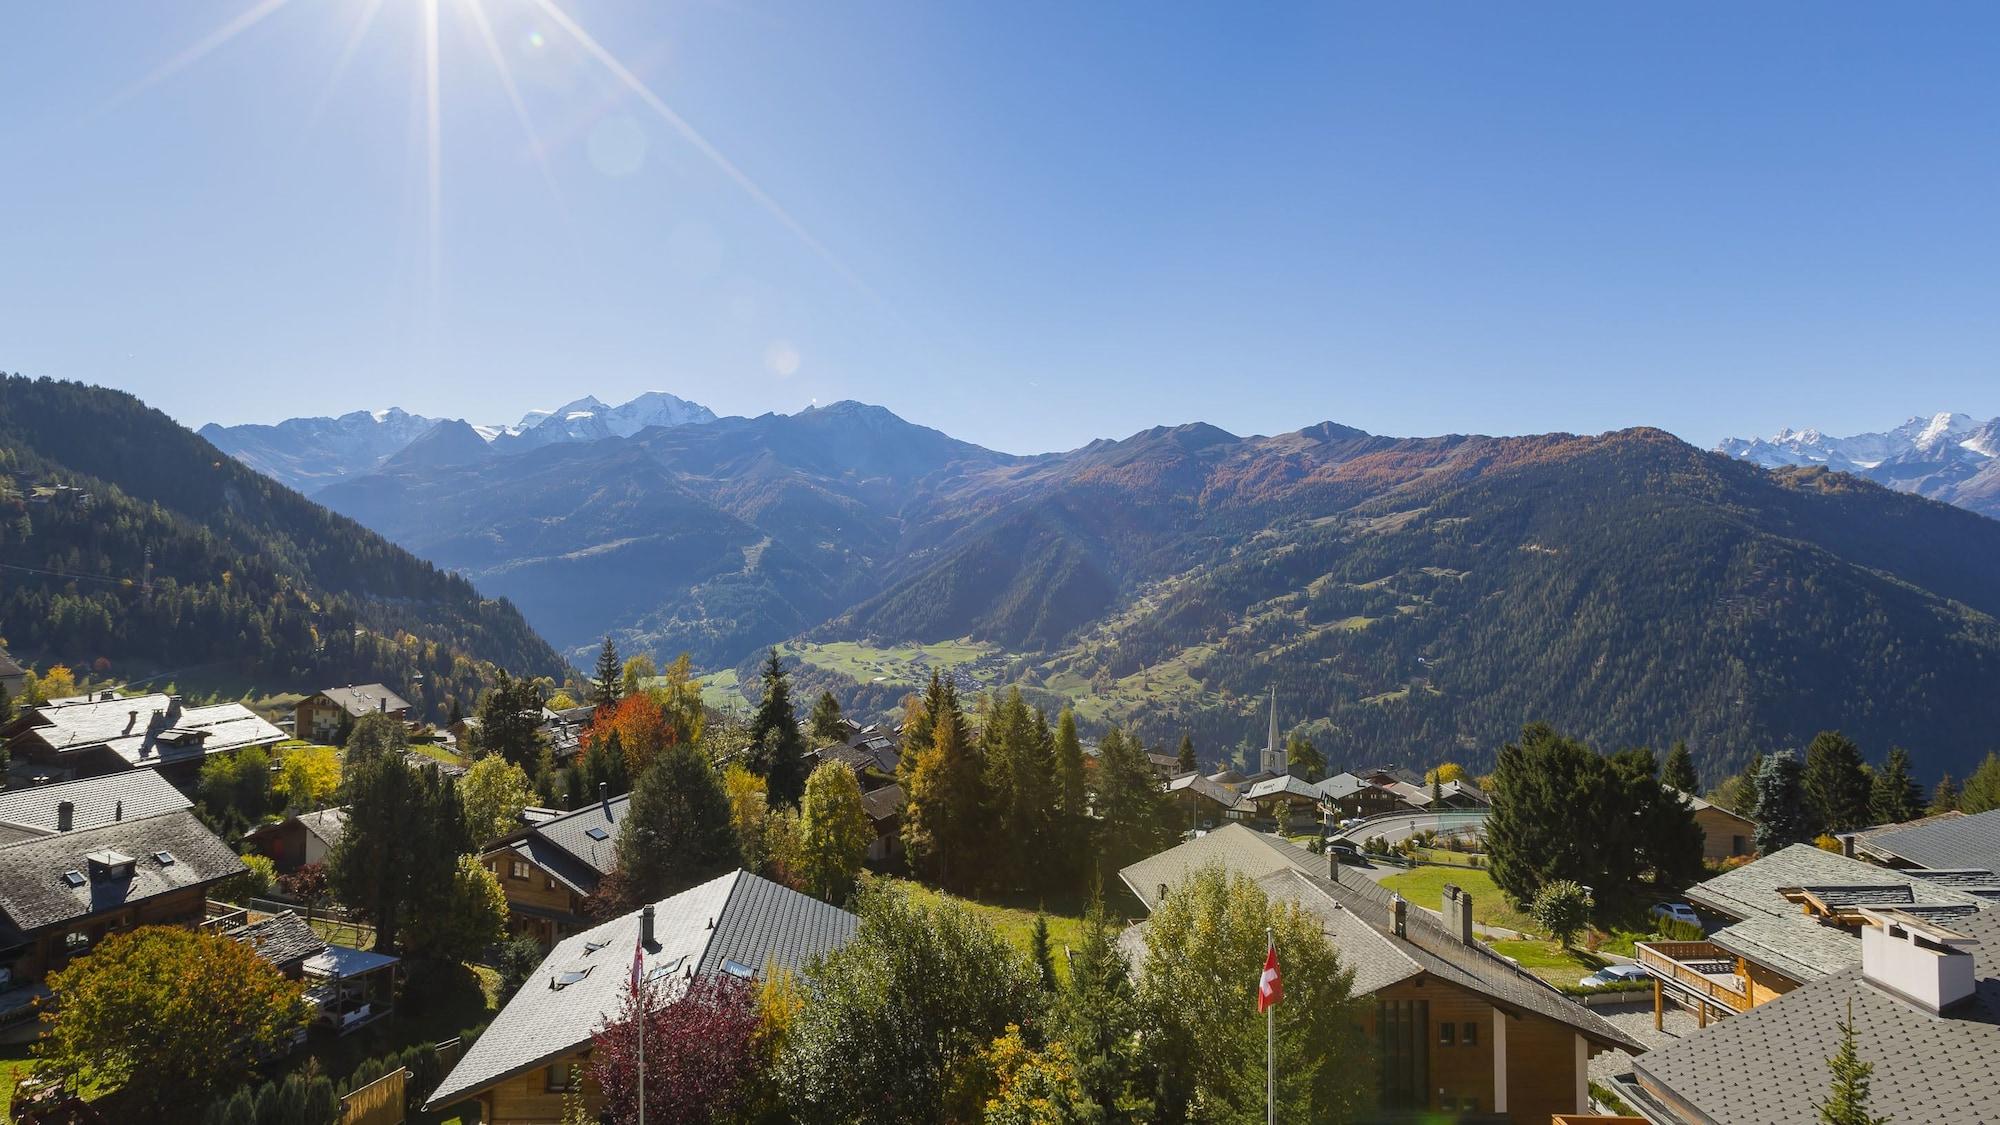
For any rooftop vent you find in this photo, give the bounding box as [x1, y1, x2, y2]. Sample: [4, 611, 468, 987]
[1860, 908, 1978, 1014]
[56, 800, 73, 833]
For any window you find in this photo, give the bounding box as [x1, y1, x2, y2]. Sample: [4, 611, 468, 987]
[153, 851, 176, 866]
[545, 874, 557, 891]
[1376, 999, 1428, 1110]
[510, 861, 530, 881]
[585, 827, 610, 841]
[1462, 1021, 1477, 1046]
[1438, 1022, 1455, 1046]
[546, 1059, 580, 1092]
[1732, 835, 1749, 855]
[62, 931, 89, 953]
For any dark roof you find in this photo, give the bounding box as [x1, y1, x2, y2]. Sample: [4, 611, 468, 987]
[311, 684, 411, 718]
[229, 910, 327, 968]
[0, 647, 22, 678]
[1626, 908, 2000, 1124]
[1856, 808, 2000, 877]
[426, 870, 857, 1111]
[525, 795, 627, 877]
[859, 784, 905, 825]
[0, 809, 244, 935]
[0, 770, 192, 842]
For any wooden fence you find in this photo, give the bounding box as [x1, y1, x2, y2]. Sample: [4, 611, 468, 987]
[339, 1067, 407, 1125]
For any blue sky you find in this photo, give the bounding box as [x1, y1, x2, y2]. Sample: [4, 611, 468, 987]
[2, 2, 1995, 453]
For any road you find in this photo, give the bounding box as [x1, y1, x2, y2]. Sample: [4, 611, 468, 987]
[1328, 808, 1491, 847]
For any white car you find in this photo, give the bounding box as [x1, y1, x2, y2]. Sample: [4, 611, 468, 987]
[1652, 902, 1702, 929]
[1578, 964, 1651, 988]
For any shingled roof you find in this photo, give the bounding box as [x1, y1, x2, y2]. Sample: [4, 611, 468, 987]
[1622, 908, 2000, 1124]
[425, 870, 857, 1112]
[228, 910, 328, 970]
[484, 793, 630, 896]
[1117, 823, 1320, 912]
[0, 770, 192, 844]
[0, 809, 243, 937]
[9, 693, 283, 768]
[311, 684, 411, 718]
[1854, 808, 2000, 879]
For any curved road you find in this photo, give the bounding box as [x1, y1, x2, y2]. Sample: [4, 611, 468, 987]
[1329, 808, 1490, 847]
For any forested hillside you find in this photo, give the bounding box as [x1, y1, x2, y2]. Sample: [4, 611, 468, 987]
[0, 376, 571, 716]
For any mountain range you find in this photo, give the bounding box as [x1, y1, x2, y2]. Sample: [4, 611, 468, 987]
[205, 392, 2000, 784]
[1716, 411, 2000, 519]
[0, 376, 570, 718]
[198, 391, 716, 494]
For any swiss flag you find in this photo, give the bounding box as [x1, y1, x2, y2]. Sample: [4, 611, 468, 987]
[1258, 946, 1283, 1013]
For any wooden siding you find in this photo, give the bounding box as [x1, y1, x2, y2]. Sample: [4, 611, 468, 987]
[1693, 806, 1755, 862]
[1352, 971, 1596, 1119]
[4, 884, 211, 984]
[476, 1049, 601, 1125]
[483, 850, 587, 948]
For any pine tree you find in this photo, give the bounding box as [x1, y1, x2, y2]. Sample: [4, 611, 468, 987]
[1930, 771, 1961, 815]
[1054, 894, 1152, 1121]
[1029, 913, 1057, 992]
[1092, 727, 1172, 885]
[1175, 733, 1196, 775]
[747, 649, 808, 807]
[1055, 709, 1088, 821]
[591, 636, 623, 711]
[1961, 751, 2000, 815]
[1285, 732, 1324, 782]
[1814, 999, 1889, 1125]
[616, 743, 740, 905]
[1754, 751, 1812, 854]
[984, 689, 1056, 895]
[1803, 731, 1872, 833]
[902, 674, 987, 893]
[808, 689, 846, 749]
[1662, 740, 1699, 793]
[1869, 747, 1923, 825]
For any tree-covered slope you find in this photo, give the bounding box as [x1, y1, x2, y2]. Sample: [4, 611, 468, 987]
[0, 376, 571, 715]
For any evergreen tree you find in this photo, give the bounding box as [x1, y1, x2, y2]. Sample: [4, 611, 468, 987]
[1803, 731, 1873, 833]
[903, 674, 987, 893]
[1930, 771, 1961, 815]
[328, 755, 467, 953]
[1285, 732, 1325, 782]
[747, 649, 808, 807]
[1054, 894, 1153, 1122]
[474, 671, 546, 771]
[1869, 747, 1924, 825]
[808, 689, 846, 749]
[1662, 740, 1699, 793]
[615, 743, 740, 905]
[1814, 999, 1889, 1125]
[591, 636, 623, 711]
[1961, 751, 2000, 814]
[898, 672, 950, 779]
[1753, 750, 1812, 854]
[1175, 733, 1196, 775]
[984, 689, 1056, 895]
[1029, 913, 1057, 993]
[1055, 709, 1088, 820]
[1091, 727, 1172, 886]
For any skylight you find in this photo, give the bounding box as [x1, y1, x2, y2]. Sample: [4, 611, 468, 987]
[645, 955, 686, 982]
[550, 966, 593, 990]
[585, 827, 609, 841]
[61, 870, 85, 888]
[153, 851, 176, 866]
[721, 959, 756, 979]
[584, 940, 608, 954]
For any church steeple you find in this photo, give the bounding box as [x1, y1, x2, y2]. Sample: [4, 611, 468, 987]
[1262, 687, 1284, 775]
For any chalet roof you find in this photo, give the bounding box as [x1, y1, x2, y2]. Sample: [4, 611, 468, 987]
[858, 783, 905, 825]
[1145, 752, 1181, 772]
[298, 808, 348, 850]
[1685, 843, 1990, 982]
[484, 794, 630, 896]
[1855, 808, 2000, 877]
[1243, 774, 1322, 802]
[229, 910, 327, 968]
[1671, 787, 1751, 824]
[0, 809, 243, 936]
[1314, 772, 1368, 800]
[310, 684, 411, 718]
[1626, 908, 2000, 1124]
[1169, 772, 1252, 810]
[1117, 824, 1320, 912]
[425, 870, 857, 1111]
[0, 770, 192, 843]
[11, 694, 283, 768]
[1257, 867, 1643, 1053]
[0, 648, 22, 678]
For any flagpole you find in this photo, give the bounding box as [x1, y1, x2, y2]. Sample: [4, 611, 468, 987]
[1266, 925, 1275, 1125]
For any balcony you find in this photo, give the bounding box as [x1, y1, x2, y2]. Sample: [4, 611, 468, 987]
[1635, 940, 1753, 1021]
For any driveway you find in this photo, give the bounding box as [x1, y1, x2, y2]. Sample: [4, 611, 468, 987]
[1329, 808, 1490, 846]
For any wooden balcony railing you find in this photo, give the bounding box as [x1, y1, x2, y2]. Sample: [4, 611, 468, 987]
[1635, 941, 1752, 1013]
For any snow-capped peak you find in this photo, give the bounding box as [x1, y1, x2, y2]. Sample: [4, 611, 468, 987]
[1715, 410, 2000, 517]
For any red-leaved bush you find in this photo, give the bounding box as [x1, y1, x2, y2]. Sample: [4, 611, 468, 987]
[590, 972, 761, 1124]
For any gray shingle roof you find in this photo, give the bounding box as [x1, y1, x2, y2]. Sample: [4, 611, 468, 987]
[313, 684, 412, 718]
[858, 783, 905, 825]
[1314, 772, 1367, 800]
[297, 808, 348, 850]
[526, 795, 628, 877]
[1117, 824, 1321, 911]
[0, 770, 192, 841]
[1685, 843, 1991, 982]
[0, 809, 244, 935]
[229, 910, 327, 968]
[425, 870, 857, 1111]
[1243, 774, 1323, 801]
[1169, 772, 1252, 810]
[1628, 908, 2000, 1124]
[0, 647, 23, 678]
[1856, 808, 2000, 877]
[12, 694, 284, 768]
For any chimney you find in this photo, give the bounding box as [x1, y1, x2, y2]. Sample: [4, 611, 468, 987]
[1442, 883, 1475, 945]
[599, 782, 610, 808]
[56, 801, 73, 832]
[114, 800, 123, 823]
[1842, 834, 1857, 859]
[1392, 894, 1407, 938]
[1861, 910, 1976, 1015]
[1328, 845, 1340, 881]
[641, 904, 655, 947]
[127, 709, 138, 733]
[378, 697, 387, 713]
[1158, 883, 1169, 905]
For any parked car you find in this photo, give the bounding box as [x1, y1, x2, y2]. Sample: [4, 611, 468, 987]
[1652, 902, 1703, 929]
[1578, 963, 1651, 988]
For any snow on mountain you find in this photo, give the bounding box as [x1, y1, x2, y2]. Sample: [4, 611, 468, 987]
[1716, 411, 2000, 520]
[203, 391, 718, 492]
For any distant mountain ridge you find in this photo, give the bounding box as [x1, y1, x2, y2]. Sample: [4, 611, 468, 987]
[272, 394, 2000, 783]
[1716, 411, 2000, 519]
[0, 376, 572, 717]
[200, 390, 717, 494]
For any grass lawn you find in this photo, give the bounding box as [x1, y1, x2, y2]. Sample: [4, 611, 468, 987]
[1483, 938, 1609, 988]
[1408, 847, 1485, 868]
[1378, 867, 1537, 934]
[885, 879, 1093, 985]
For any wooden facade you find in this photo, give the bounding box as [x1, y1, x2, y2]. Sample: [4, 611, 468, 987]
[1692, 805, 1755, 863]
[468, 1049, 601, 1125]
[483, 850, 588, 949]
[3, 884, 209, 987]
[1357, 973, 1599, 1122]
